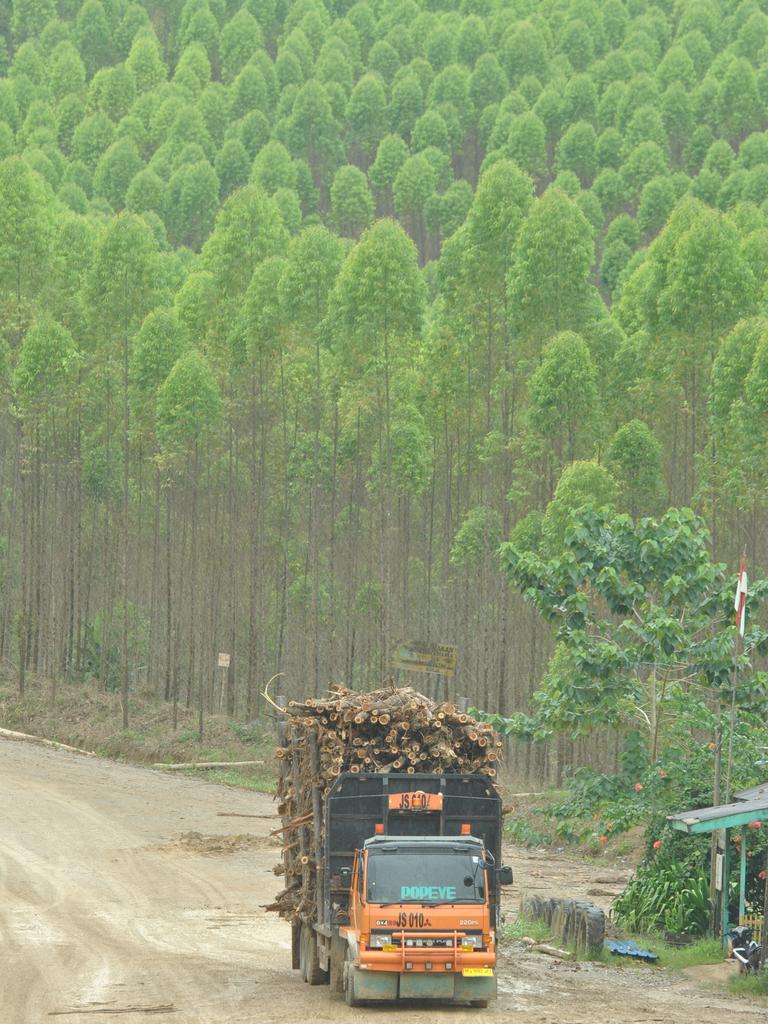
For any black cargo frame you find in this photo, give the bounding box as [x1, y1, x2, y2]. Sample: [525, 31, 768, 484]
[322, 772, 502, 933]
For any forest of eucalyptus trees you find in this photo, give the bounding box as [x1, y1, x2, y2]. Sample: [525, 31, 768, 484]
[2, 0, 768, 779]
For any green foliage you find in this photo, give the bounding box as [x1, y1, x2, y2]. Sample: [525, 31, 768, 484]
[499, 505, 768, 741]
[614, 862, 711, 936]
[4, 0, 768, 767]
[156, 348, 223, 454]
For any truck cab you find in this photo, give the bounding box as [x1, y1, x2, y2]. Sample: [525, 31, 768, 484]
[341, 834, 502, 1005]
[294, 772, 512, 1007]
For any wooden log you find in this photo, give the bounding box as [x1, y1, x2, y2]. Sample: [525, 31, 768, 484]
[153, 760, 265, 770]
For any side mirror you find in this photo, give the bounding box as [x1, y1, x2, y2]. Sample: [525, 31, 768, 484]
[339, 866, 352, 886]
[498, 865, 514, 886]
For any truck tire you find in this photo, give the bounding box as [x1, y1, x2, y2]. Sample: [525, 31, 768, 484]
[344, 948, 362, 1007]
[329, 936, 346, 994]
[301, 923, 328, 986]
[291, 921, 301, 971]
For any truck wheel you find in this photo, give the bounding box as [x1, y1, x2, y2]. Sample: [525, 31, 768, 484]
[291, 922, 301, 971]
[304, 925, 329, 986]
[299, 924, 309, 982]
[330, 936, 346, 994]
[344, 948, 362, 1007]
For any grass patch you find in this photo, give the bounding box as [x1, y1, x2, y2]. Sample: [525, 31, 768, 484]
[0, 669, 279, 794]
[652, 937, 723, 970]
[504, 914, 553, 943]
[729, 972, 768, 998]
[191, 767, 276, 793]
[597, 935, 722, 970]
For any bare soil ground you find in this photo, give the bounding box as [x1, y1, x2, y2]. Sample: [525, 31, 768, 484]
[1, 738, 764, 1023]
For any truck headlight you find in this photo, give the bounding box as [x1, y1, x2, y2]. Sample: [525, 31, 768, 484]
[459, 935, 482, 949]
[369, 934, 393, 948]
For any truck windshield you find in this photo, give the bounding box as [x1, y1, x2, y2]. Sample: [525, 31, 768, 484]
[366, 849, 485, 904]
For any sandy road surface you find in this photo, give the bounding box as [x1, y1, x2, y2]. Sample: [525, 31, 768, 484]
[1, 741, 764, 1024]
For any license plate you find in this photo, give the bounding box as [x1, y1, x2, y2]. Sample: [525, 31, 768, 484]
[382, 944, 397, 952]
[462, 967, 493, 977]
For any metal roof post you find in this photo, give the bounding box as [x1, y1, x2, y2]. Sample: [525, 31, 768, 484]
[739, 835, 747, 926]
[721, 831, 730, 943]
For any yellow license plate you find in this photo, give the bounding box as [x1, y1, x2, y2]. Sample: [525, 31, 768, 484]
[462, 967, 493, 977]
[382, 944, 397, 952]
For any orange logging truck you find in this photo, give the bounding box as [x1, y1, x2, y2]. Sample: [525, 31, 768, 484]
[293, 773, 513, 1007]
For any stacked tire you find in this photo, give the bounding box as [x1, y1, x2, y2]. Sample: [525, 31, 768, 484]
[522, 896, 605, 956]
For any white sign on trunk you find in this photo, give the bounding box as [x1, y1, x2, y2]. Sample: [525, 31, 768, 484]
[217, 652, 231, 668]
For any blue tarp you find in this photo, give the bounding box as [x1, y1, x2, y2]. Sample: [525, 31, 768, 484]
[606, 939, 659, 963]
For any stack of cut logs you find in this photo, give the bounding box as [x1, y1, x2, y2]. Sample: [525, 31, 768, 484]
[267, 681, 502, 923]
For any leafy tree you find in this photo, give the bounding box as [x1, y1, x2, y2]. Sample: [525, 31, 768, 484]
[393, 153, 437, 253]
[130, 307, 190, 425]
[14, 316, 76, 406]
[214, 138, 249, 198]
[125, 168, 166, 218]
[49, 42, 86, 101]
[412, 109, 449, 154]
[166, 160, 219, 249]
[499, 506, 768, 759]
[450, 505, 502, 566]
[507, 111, 546, 178]
[75, 0, 114, 76]
[346, 73, 387, 158]
[251, 139, 296, 193]
[469, 52, 507, 112]
[369, 132, 407, 209]
[540, 460, 617, 554]
[607, 419, 664, 515]
[718, 57, 761, 141]
[508, 188, 596, 351]
[93, 138, 143, 210]
[637, 176, 676, 237]
[555, 120, 597, 185]
[387, 74, 421, 143]
[286, 80, 343, 190]
[0, 156, 53, 318]
[72, 113, 116, 169]
[12, 0, 56, 45]
[528, 331, 598, 464]
[220, 9, 262, 84]
[330, 164, 373, 237]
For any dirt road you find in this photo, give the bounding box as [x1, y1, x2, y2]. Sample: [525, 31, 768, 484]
[1, 742, 763, 1023]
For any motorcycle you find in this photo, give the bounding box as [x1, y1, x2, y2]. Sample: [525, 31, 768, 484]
[729, 925, 764, 974]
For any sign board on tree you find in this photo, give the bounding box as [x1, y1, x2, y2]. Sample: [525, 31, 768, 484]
[391, 640, 458, 677]
[217, 652, 231, 668]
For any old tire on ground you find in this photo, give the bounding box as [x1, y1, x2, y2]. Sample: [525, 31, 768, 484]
[344, 948, 362, 1007]
[329, 936, 346, 994]
[303, 924, 328, 985]
[574, 907, 605, 956]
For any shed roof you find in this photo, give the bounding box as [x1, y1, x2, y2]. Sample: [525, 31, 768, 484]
[668, 794, 768, 834]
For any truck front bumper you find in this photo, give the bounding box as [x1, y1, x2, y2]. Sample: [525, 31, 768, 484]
[351, 968, 497, 1003]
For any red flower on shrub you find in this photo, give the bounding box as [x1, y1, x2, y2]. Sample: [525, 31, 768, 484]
[659, 769, 668, 777]
[652, 839, 662, 849]
[749, 821, 762, 828]
[600, 835, 607, 845]
[759, 871, 767, 881]
[634, 782, 643, 792]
